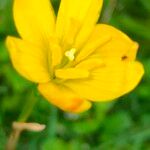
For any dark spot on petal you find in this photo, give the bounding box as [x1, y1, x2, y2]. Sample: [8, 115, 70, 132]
[122, 55, 128, 60]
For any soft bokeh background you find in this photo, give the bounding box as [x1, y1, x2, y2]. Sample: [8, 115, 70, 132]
[0, 0, 150, 149]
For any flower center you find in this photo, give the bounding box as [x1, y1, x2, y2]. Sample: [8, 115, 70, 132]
[65, 48, 76, 61]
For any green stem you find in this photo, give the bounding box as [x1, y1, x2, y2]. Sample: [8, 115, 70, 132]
[101, 0, 117, 23]
[47, 106, 58, 138]
[6, 87, 38, 150]
[18, 89, 37, 122]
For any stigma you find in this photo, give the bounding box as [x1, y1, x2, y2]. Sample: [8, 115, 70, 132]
[65, 48, 76, 61]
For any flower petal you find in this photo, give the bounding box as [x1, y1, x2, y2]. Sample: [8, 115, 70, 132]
[13, 0, 55, 45]
[49, 37, 63, 68]
[75, 35, 111, 63]
[56, 0, 103, 48]
[76, 24, 138, 62]
[75, 58, 104, 70]
[74, 0, 103, 49]
[64, 61, 144, 101]
[38, 82, 91, 113]
[55, 68, 89, 79]
[6, 36, 50, 83]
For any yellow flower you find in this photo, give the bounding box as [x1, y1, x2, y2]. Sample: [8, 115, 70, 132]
[6, 0, 144, 113]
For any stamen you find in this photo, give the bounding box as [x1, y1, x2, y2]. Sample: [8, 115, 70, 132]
[65, 48, 76, 61]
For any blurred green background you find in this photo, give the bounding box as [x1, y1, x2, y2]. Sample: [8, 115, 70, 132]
[0, 0, 150, 149]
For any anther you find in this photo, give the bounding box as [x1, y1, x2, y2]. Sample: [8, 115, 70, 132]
[65, 48, 76, 61]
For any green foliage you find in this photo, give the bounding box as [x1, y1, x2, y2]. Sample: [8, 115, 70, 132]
[0, 0, 150, 149]
[0, 127, 6, 150]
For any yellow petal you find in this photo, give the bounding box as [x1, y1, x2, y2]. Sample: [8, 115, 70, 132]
[13, 0, 55, 46]
[82, 24, 138, 61]
[38, 82, 91, 113]
[56, 0, 103, 48]
[74, 0, 103, 49]
[64, 61, 144, 101]
[6, 36, 50, 83]
[73, 100, 92, 113]
[75, 35, 111, 63]
[61, 19, 81, 50]
[75, 58, 104, 70]
[55, 68, 89, 79]
[49, 37, 63, 68]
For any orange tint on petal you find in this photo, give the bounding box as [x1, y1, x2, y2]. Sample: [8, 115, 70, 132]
[38, 82, 91, 113]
